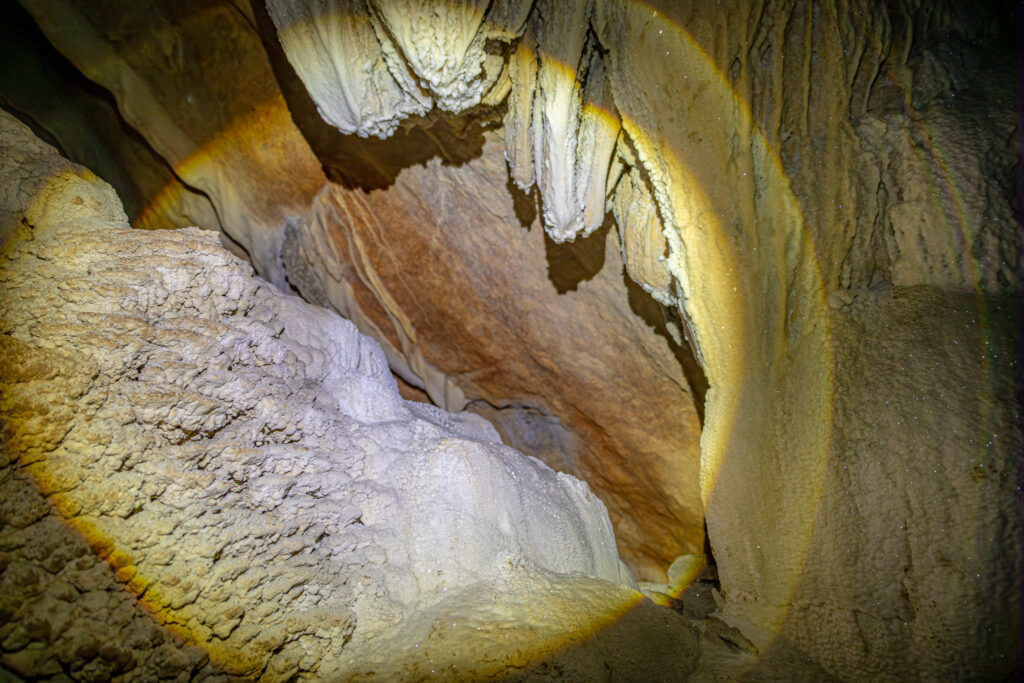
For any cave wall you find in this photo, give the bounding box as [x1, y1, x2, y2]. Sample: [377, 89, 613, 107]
[260, 0, 1023, 677]
[14, 0, 707, 583]
[283, 137, 705, 579]
[1, 0, 1020, 680]
[598, 4, 1019, 677]
[0, 110, 706, 679]
[17, 0, 327, 286]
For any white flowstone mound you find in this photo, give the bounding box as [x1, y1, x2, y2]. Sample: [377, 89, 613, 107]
[0, 111, 654, 679]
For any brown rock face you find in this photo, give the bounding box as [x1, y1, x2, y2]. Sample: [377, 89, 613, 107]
[19, 0, 327, 284]
[286, 130, 704, 581]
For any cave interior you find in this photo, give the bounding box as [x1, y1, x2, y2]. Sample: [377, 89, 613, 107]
[0, 0, 1020, 681]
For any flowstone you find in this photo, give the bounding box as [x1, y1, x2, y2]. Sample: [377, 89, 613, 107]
[0, 111, 698, 680]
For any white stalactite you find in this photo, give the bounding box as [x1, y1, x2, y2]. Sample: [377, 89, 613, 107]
[531, 0, 590, 242]
[368, 0, 487, 111]
[268, 0, 629, 243]
[266, 0, 430, 138]
[503, 27, 538, 191]
[574, 47, 621, 237]
[613, 163, 674, 305]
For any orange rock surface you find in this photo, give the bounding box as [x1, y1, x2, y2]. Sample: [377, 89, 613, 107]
[287, 130, 704, 581]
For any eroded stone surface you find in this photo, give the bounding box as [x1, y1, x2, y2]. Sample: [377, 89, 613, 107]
[0, 111, 701, 680]
[285, 131, 706, 582]
[7, 1, 1021, 679]
[266, 0, 431, 139]
[16, 0, 706, 587]
[270, 1, 1020, 678]
[0, 1, 221, 240]
[582, 4, 1020, 680]
[788, 284, 1022, 680]
[21, 0, 327, 285]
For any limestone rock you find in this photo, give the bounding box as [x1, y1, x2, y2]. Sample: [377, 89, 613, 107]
[573, 45, 621, 238]
[1, 111, 688, 679]
[12, 0, 706, 584]
[5, 1, 1020, 679]
[266, 0, 435, 140]
[846, 53, 1020, 291]
[787, 284, 1022, 680]
[284, 130, 706, 582]
[591, 3, 1020, 680]
[0, 2, 221, 240]
[21, 0, 327, 285]
[0, 467, 223, 682]
[528, 0, 590, 241]
[335, 568, 700, 680]
[613, 162, 673, 304]
[0, 102, 126, 243]
[502, 21, 539, 192]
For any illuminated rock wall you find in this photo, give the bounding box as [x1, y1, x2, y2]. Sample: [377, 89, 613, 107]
[283, 136, 705, 581]
[0, 111, 705, 679]
[14, 0, 706, 584]
[2, 0, 1020, 680]
[265, 0, 1022, 677]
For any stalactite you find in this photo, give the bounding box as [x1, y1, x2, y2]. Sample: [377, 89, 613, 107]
[530, 0, 590, 241]
[574, 46, 621, 237]
[266, 0, 430, 137]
